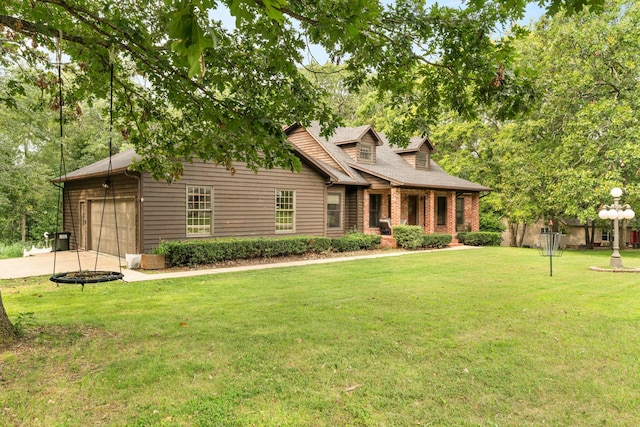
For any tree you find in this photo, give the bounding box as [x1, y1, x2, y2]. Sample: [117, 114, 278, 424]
[0, 0, 604, 181]
[432, 0, 640, 247]
[510, 0, 640, 246]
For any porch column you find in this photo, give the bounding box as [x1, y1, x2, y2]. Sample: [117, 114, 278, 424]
[425, 191, 435, 234]
[447, 191, 457, 236]
[471, 193, 480, 232]
[390, 187, 401, 227]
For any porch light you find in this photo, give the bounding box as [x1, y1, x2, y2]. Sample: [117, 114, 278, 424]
[598, 187, 635, 268]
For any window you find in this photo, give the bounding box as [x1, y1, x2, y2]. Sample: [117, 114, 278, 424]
[369, 194, 382, 227]
[187, 186, 212, 235]
[437, 196, 447, 226]
[456, 197, 465, 226]
[276, 189, 295, 232]
[359, 144, 373, 162]
[327, 192, 342, 229]
[417, 151, 429, 169]
[601, 230, 611, 242]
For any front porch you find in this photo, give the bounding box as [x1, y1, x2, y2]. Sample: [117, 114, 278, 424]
[362, 188, 480, 238]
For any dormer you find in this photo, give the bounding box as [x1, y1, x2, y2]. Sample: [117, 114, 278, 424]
[330, 125, 382, 164]
[394, 136, 435, 170]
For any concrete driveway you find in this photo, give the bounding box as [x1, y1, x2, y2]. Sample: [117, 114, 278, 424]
[0, 250, 128, 280]
[0, 246, 478, 283]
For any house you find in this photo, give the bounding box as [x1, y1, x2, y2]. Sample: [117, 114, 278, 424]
[53, 123, 491, 256]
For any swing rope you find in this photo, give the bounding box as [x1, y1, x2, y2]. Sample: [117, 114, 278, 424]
[94, 46, 123, 275]
[50, 39, 124, 289]
[52, 30, 83, 280]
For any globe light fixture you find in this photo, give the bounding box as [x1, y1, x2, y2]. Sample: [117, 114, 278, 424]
[599, 188, 635, 268]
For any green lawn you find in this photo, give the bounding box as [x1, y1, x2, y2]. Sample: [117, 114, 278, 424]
[1, 247, 640, 426]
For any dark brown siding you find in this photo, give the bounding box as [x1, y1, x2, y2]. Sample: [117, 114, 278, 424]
[399, 152, 416, 168]
[344, 186, 363, 232]
[62, 173, 140, 255]
[360, 171, 391, 190]
[140, 159, 328, 252]
[288, 127, 342, 170]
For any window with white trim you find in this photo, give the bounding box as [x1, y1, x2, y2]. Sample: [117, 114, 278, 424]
[187, 186, 212, 235]
[275, 189, 295, 232]
[327, 192, 342, 229]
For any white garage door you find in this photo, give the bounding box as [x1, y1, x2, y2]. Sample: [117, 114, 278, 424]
[90, 198, 136, 256]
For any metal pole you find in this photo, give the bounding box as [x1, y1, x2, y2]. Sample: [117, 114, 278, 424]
[610, 195, 622, 268]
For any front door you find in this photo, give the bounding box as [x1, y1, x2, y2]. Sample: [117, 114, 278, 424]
[408, 195, 418, 225]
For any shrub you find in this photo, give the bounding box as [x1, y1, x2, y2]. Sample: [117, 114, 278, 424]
[155, 236, 332, 267]
[457, 231, 502, 246]
[331, 233, 381, 252]
[423, 233, 452, 248]
[392, 225, 424, 250]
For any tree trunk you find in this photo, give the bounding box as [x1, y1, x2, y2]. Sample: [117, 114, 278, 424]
[584, 222, 592, 249]
[517, 223, 527, 247]
[0, 291, 18, 348]
[509, 222, 518, 247]
[21, 211, 27, 243]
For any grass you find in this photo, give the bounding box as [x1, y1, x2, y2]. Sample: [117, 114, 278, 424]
[1, 247, 640, 426]
[0, 242, 24, 259]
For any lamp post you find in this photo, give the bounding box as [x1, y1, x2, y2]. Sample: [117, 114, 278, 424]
[598, 187, 635, 269]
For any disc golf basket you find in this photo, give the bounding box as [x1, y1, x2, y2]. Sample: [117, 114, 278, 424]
[538, 232, 563, 277]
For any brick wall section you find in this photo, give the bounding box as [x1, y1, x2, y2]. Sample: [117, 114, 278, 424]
[467, 193, 480, 231]
[364, 188, 481, 237]
[390, 187, 401, 226]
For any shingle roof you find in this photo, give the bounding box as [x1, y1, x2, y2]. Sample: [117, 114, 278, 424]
[53, 149, 140, 182]
[391, 135, 435, 154]
[303, 123, 490, 192]
[57, 124, 491, 192]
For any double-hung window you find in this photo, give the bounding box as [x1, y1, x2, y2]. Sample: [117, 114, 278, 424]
[187, 186, 212, 235]
[327, 192, 342, 229]
[276, 189, 295, 232]
[417, 151, 429, 169]
[359, 144, 373, 162]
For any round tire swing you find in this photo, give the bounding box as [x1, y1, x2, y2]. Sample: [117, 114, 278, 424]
[50, 38, 124, 290]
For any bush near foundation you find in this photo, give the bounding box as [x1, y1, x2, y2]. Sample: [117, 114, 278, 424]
[392, 226, 424, 250]
[330, 233, 381, 252]
[155, 236, 332, 267]
[423, 233, 452, 248]
[457, 231, 502, 246]
[155, 234, 382, 267]
[392, 226, 452, 250]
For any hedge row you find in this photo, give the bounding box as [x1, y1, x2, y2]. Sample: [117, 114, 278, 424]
[392, 225, 452, 250]
[457, 231, 502, 246]
[155, 234, 381, 267]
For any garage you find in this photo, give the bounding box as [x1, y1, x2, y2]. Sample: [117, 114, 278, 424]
[89, 198, 136, 256]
